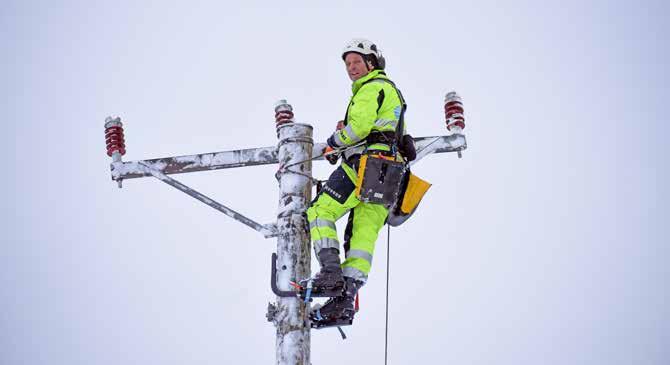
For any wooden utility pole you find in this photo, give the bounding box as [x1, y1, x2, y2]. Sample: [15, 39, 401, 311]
[273, 119, 313, 364]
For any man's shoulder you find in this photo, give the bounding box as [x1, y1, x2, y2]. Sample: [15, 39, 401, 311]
[359, 74, 389, 86]
[362, 75, 398, 90]
[352, 72, 396, 97]
[355, 79, 386, 95]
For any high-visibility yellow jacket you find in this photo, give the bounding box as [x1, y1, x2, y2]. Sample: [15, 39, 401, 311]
[327, 69, 405, 158]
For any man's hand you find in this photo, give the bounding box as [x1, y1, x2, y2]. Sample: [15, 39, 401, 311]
[322, 121, 345, 165]
[323, 146, 339, 165]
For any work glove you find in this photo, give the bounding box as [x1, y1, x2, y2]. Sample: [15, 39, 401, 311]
[323, 146, 339, 165]
[323, 120, 345, 165]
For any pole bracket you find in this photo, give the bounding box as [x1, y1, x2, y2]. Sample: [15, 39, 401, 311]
[270, 253, 298, 297]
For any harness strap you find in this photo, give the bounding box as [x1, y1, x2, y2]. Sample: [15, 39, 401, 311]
[361, 77, 407, 150]
[366, 131, 397, 145]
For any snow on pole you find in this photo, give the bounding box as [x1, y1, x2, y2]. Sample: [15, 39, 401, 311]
[273, 100, 312, 365]
[108, 136, 466, 182]
[109, 146, 280, 181]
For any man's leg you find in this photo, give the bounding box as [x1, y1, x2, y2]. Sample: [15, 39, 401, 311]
[342, 202, 389, 284]
[311, 202, 388, 325]
[306, 163, 360, 292]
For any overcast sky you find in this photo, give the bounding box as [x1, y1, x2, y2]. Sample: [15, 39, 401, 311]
[3, 1, 668, 364]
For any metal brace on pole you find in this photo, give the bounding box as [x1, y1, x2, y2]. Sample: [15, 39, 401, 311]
[138, 161, 278, 238]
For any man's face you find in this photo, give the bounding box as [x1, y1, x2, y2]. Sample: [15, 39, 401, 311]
[345, 52, 371, 81]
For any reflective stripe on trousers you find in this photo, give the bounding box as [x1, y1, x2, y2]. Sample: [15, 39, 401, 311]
[309, 218, 336, 232]
[343, 266, 368, 282]
[313, 237, 340, 251]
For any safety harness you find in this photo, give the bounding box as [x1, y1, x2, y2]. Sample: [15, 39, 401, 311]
[350, 77, 411, 207]
[361, 76, 407, 150]
[353, 77, 430, 220]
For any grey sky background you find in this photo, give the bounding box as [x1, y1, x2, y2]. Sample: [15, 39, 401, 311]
[3, 1, 668, 364]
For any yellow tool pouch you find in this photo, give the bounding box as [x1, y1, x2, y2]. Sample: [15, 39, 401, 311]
[399, 172, 432, 214]
[355, 153, 405, 208]
[387, 170, 431, 227]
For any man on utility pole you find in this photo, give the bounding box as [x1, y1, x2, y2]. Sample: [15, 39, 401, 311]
[105, 37, 466, 365]
[297, 38, 414, 329]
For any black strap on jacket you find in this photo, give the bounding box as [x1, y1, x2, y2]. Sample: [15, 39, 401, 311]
[366, 131, 397, 145]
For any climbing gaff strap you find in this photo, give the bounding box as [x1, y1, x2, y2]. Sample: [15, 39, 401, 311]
[303, 279, 313, 303]
[355, 153, 405, 208]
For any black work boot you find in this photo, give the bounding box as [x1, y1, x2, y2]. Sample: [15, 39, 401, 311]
[310, 277, 362, 328]
[308, 248, 345, 296]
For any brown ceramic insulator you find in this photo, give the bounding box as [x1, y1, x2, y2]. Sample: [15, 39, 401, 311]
[105, 126, 126, 156]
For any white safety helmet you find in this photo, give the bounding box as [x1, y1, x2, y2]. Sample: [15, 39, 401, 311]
[341, 38, 386, 70]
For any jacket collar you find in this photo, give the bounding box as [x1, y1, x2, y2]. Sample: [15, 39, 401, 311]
[352, 69, 387, 94]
